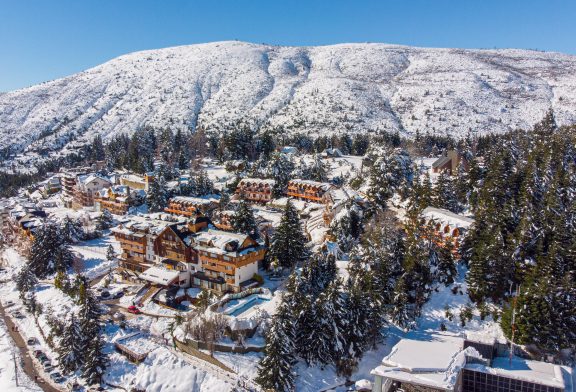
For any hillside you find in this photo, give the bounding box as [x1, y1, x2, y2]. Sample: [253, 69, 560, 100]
[1, 41, 576, 157]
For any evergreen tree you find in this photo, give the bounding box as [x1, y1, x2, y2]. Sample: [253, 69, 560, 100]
[27, 221, 73, 278]
[95, 209, 114, 232]
[231, 200, 259, 239]
[434, 171, 461, 213]
[82, 333, 108, 386]
[62, 216, 84, 244]
[58, 314, 83, 374]
[268, 153, 295, 197]
[16, 265, 38, 303]
[367, 147, 413, 209]
[106, 244, 115, 261]
[268, 200, 307, 269]
[146, 174, 168, 212]
[255, 302, 297, 392]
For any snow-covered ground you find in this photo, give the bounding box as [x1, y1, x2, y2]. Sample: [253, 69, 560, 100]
[3, 41, 576, 169]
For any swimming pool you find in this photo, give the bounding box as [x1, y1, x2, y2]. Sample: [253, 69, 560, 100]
[223, 294, 270, 317]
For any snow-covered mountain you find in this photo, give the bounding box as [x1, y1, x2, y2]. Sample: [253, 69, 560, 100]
[2, 41, 576, 156]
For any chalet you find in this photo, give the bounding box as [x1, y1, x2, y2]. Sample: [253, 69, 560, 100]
[287, 179, 334, 203]
[193, 229, 266, 293]
[421, 207, 474, 251]
[235, 178, 275, 204]
[371, 332, 570, 392]
[432, 150, 469, 175]
[42, 177, 62, 196]
[72, 174, 112, 209]
[3, 203, 46, 243]
[322, 148, 344, 158]
[94, 185, 145, 215]
[164, 196, 219, 217]
[322, 187, 367, 225]
[153, 217, 210, 267]
[212, 210, 235, 231]
[119, 173, 155, 192]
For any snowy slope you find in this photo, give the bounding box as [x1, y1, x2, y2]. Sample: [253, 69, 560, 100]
[2, 41, 576, 156]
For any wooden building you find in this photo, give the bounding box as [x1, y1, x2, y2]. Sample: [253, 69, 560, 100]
[421, 207, 474, 253]
[287, 179, 334, 203]
[164, 196, 219, 217]
[235, 178, 275, 204]
[193, 229, 265, 293]
[95, 185, 145, 215]
[72, 174, 112, 209]
[431, 150, 469, 175]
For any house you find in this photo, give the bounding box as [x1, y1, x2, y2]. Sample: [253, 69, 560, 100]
[421, 207, 474, 251]
[193, 229, 266, 293]
[287, 179, 334, 203]
[212, 210, 235, 231]
[112, 216, 180, 273]
[119, 173, 155, 192]
[235, 178, 275, 204]
[42, 177, 62, 196]
[370, 332, 571, 392]
[94, 185, 145, 215]
[153, 217, 210, 267]
[322, 187, 367, 225]
[322, 148, 343, 158]
[164, 196, 220, 217]
[432, 150, 469, 175]
[72, 174, 112, 209]
[4, 203, 46, 243]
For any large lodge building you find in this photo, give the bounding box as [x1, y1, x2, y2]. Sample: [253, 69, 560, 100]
[287, 179, 334, 203]
[235, 178, 275, 204]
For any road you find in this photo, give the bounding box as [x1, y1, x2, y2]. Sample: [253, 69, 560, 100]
[0, 302, 61, 392]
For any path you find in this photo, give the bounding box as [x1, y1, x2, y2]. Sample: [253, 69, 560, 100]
[102, 302, 176, 319]
[0, 302, 61, 392]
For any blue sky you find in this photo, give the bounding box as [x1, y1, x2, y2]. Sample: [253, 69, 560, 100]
[0, 0, 574, 92]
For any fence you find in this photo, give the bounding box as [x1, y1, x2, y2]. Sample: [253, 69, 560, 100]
[173, 337, 234, 372]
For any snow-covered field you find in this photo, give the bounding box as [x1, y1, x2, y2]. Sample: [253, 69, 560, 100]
[2, 41, 576, 166]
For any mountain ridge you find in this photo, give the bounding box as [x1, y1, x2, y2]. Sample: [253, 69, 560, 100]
[1, 40, 576, 158]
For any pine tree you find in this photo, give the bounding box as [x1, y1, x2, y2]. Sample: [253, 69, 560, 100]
[106, 244, 115, 261]
[268, 200, 307, 269]
[27, 221, 73, 278]
[16, 264, 38, 297]
[255, 302, 296, 392]
[62, 216, 84, 243]
[58, 314, 83, 374]
[231, 200, 259, 239]
[434, 171, 461, 213]
[96, 209, 114, 232]
[82, 333, 108, 386]
[268, 153, 295, 197]
[146, 173, 168, 212]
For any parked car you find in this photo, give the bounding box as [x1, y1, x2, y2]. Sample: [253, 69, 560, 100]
[113, 311, 125, 321]
[113, 291, 124, 299]
[42, 362, 54, 372]
[127, 305, 141, 314]
[50, 372, 65, 383]
[27, 337, 38, 345]
[3, 300, 14, 307]
[99, 290, 110, 299]
[13, 311, 24, 319]
[33, 350, 44, 358]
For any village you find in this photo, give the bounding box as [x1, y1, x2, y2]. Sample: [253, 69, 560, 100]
[0, 143, 573, 392]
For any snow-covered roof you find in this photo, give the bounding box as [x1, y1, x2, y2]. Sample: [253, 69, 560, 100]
[139, 266, 181, 286]
[421, 207, 474, 229]
[195, 229, 259, 256]
[289, 179, 333, 190]
[170, 195, 220, 205]
[371, 333, 479, 390]
[237, 178, 276, 186]
[77, 173, 111, 186]
[466, 358, 567, 390]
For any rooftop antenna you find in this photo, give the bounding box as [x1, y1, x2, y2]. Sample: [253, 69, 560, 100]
[509, 283, 520, 366]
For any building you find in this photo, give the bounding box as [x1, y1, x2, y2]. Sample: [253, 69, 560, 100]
[193, 229, 266, 293]
[370, 332, 571, 392]
[164, 196, 219, 217]
[119, 173, 154, 192]
[3, 203, 46, 243]
[153, 217, 210, 267]
[42, 177, 62, 196]
[61, 169, 87, 207]
[235, 178, 275, 204]
[287, 179, 334, 203]
[432, 150, 469, 175]
[212, 210, 235, 231]
[112, 216, 179, 273]
[421, 207, 474, 251]
[71, 174, 112, 209]
[94, 185, 145, 215]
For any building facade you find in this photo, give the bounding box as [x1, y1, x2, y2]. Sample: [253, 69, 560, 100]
[235, 178, 275, 204]
[287, 179, 334, 203]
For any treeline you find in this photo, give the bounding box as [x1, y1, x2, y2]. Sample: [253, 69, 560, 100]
[458, 113, 576, 351]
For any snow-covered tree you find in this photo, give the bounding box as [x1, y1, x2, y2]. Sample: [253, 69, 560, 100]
[58, 314, 83, 374]
[268, 200, 307, 269]
[255, 302, 297, 392]
[146, 174, 169, 212]
[231, 199, 259, 239]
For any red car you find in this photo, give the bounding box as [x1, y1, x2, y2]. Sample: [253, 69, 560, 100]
[127, 305, 142, 314]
